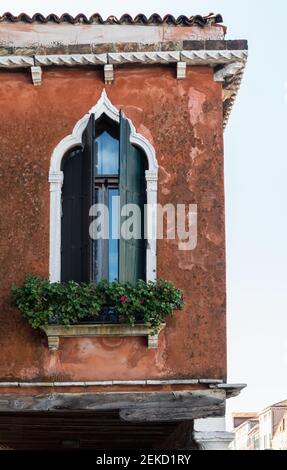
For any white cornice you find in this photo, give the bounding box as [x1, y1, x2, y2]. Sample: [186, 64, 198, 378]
[35, 53, 107, 66]
[0, 55, 34, 67]
[0, 50, 247, 69]
[108, 51, 180, 64]
[180, 49, 248, 65]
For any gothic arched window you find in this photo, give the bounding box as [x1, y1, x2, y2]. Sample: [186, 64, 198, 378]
[61, 113, 146, 284]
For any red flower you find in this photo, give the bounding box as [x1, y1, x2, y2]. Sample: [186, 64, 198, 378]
[119, 295, 127, 303]
[140, 298, 145, 305]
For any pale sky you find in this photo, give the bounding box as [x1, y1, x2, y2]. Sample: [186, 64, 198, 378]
[2, 0, 287, 424]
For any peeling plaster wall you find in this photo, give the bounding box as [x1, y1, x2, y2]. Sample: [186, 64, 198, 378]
[0, 65, 225, 382]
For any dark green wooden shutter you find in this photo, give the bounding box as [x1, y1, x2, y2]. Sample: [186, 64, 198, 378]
[82, 113, 95, 282]
[61, 114, 95, 283]
[61, 148, 84, 283]
[119, 112, 145, 284]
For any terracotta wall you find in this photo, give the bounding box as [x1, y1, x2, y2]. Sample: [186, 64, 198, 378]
[0, 65, 226, 381]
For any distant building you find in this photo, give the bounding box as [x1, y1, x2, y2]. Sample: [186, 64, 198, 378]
[231, 413, 258, 450]
[232, 400, 287, 450]
[247, 422, 260, 450]
[272, 412, 287, 450]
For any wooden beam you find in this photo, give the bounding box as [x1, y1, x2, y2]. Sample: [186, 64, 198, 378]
[120, 404, 224, 423]
[0, 390, 225, 422]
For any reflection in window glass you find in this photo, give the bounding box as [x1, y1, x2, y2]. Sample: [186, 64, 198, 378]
[109, 188, 119, 281]
[95, 131, 119, 175]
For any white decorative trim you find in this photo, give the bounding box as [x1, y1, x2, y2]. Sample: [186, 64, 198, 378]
[49, 89, 158, 283]
[49, 172, 64, 283]
[209, 382, 246, 398]
[180, 49, 248, 65]
[0, 50, 247, 69]
[35, 54, 107, 66]
[214, 61, 245, 82]
[30, 66, 42, 86]
[222, 65, 246, 129]
[177, 61, 186, 79]
[104, 64, 114, 84]
[0, 55, 34, 68]
[49, 89, 157, 175]
[144, 170, 157, 281]
[107, 51, 180, 64]
[0, 379, 227, 388]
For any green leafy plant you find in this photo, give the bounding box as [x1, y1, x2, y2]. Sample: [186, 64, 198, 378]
[12, 274, 184, 332]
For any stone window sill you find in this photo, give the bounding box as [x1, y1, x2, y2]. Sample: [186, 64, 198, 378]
[42, 323, 166, 351]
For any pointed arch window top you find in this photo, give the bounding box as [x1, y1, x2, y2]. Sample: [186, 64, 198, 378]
[49, 89, 157, 178]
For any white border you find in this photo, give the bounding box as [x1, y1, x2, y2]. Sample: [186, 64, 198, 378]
[49, 89, 158, 283]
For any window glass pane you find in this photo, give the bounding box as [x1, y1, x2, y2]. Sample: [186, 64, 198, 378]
[95, 131, 119, 175]
[109, 188, 119, 281]
[94, 188, 104, 283]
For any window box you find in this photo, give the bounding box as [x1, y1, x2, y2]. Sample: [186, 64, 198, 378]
[42, 322, 166, 351]
[12, 275, 183, 351]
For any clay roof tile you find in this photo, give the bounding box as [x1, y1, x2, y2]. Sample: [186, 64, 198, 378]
[0, 12, 223, 26]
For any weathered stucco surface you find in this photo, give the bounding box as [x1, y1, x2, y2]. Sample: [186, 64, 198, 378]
[0, 23, 225, 50]
[0, 65, 226, 382]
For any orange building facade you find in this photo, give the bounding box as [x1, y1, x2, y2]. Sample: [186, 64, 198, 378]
[0, 12, 247, 450]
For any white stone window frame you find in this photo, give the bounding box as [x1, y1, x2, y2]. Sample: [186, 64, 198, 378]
[49, 89, 158, 283]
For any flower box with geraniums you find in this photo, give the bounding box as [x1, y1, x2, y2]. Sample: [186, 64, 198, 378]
[12, 275, 184, 350]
